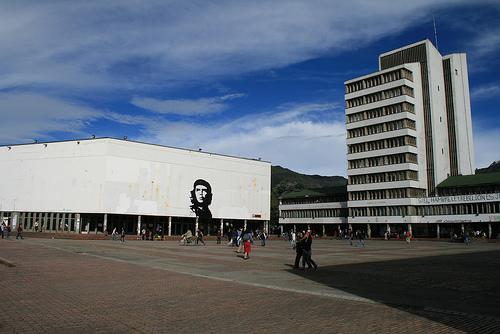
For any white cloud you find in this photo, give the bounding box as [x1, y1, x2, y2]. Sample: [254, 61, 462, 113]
[471, 83, 500, 100]
[131, 93, 245, 115]
[0, 0, 479, 92]
[136, 102, 347, 176]
[469, 24, 500, 60]
[0, 92, 102, 143]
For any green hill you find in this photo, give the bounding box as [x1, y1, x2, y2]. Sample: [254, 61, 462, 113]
[476, 161, 500, 174]
[270, 165, 347, 225]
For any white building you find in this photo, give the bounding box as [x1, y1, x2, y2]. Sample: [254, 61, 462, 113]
[344, 39, 489, 237]
[0, 138, 271, 236]
[278, 186, 348, 235]
[278, 40, 500, 239]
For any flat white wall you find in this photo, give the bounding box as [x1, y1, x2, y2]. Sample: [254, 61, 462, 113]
[0, 139, 271, 220]
[426, 41, 451, 186]
[445, 53, 475, 175]
[0, 140, 107, 213]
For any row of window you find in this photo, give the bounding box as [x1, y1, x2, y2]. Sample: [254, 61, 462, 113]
[417, 202, 500, 216]
[345, 68, 414, 94]
[347, 102, 415, 123]
[348, 153, 418, 169]
[350, 206, 409, 217]
[280, 208, 348, 219]
[281, 195, 347, 205]
[349, 202, 500, 217]
[349, 170, 418, 185]
[349, 188, 427, 201]
[348, 119, 416, 138]
[438, 186, 500, 196]
[348, 136, 417, 154]
[346, 86, 414, 109]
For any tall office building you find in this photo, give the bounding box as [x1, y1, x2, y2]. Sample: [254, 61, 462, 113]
[345, 40, 474, 227]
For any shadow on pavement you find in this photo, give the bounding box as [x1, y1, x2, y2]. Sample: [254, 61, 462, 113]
[288, 249, 500, 333]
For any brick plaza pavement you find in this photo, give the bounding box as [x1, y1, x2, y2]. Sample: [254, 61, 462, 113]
[1, 237, 500, 333]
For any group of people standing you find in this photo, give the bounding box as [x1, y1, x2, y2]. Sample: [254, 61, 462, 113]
[1, 222, 23, 240]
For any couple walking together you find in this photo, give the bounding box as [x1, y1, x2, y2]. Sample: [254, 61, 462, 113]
[293, 230, 318, 270]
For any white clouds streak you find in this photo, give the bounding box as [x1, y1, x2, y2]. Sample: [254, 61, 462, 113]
[0, 93, 102, 143]
[0, 0, 476, 92]
[471, 83, 500, 100]
[137, 102, 347, 175]
[131, 94, 245, 115]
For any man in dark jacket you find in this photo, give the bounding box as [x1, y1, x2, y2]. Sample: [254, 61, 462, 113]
[302, 230, 318, 270]
[16, 224, 23, 240]
[293, 232, 304, 268]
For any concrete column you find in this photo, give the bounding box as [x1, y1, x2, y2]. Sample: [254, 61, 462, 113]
[137, 215, 141, 237]
[43, 213, 48, 232]
[12, 212, 19, 229]
[280, 225, 283, 235]
[243, 219, 247, 231]
[461, 223, 465, 234]
[168, 217, 172, 236]
[386, 224, 391, 233]
[408, 223, 412, 235]
[349, 223, 353, 231]
[61, 213, 67, 232]
[220, 218, 224, 237]
[488, 223, 492, 239]
[103, 213, 108, 234]
[322, 224, 326, 237]
[293, 224, 296, 232]
[195, 217, 199, 233]
[61, 213, 66, 233]
[367, 224, 371, 238]
[50, 213, 54, 231]
[436, 224, 440, 239]
[75, 213, 81, 233]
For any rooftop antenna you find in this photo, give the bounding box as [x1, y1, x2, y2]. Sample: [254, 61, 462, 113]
[433, 15, 439, 51]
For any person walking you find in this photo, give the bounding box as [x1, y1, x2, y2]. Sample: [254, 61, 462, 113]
[405, 230, 411, 245]
[216, 229, 222, 244]
[5, 224, 11, 239]
[348, 229, 354, 246]
[16, 224, 24, 240]
[291, 230, 296, 249]
[260, 230, 267, 247]
[293, 232, 304, 269]
[196, 229, 206, 246]
[234, 228, 244, 253]
[302, 230, 318, 270]
[356, 230, 365, 247]
[464, 231, 471, 246]
[242, 230, 253, 260]
[120, 227, 126, 243]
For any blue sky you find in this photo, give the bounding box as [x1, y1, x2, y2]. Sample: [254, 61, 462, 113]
[1, 0, 499, 176]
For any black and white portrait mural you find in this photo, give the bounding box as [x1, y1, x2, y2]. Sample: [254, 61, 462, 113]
[190, 179, 212, 219]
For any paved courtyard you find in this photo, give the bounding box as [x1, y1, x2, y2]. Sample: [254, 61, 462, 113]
[1, 237, 499, 333]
